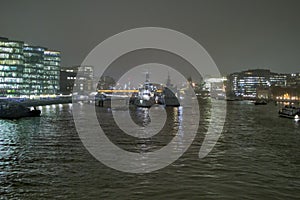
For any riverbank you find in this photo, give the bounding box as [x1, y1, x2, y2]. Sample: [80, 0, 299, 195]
[0, 96, 72, 107]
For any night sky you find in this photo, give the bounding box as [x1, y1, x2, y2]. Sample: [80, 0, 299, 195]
[1, 0, 300, 75]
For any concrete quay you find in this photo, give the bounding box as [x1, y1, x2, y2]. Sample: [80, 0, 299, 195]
[0, 96, 72, 107]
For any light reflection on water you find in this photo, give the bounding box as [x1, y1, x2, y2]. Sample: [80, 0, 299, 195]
[0, 100, 299, 199]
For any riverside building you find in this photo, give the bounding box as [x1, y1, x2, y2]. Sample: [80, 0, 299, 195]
[227, 69, 289, 99]
[60, 66, 94, 95]
[0, 37, 60, 97]
[287, 73, 300, 86]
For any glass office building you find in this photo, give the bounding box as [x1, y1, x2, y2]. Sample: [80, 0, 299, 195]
[227, 69, 288, 98]
[43, 50, 60, 94]
[23, 45, 45, 95]
[0, 37, 24, 97]
[0, 36, 60, 97]
[241, 70, 270, 98]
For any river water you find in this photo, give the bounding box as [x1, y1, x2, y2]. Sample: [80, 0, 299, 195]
[0, 99, 299, 199]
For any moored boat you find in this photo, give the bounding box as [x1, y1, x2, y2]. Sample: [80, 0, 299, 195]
[0, 102, 41, 119]
[278, 105, 300, 119]
[254, 99, 268, 105]
[135, 85, 155, 108]
[163, 87, 180, 107]
[226, 94, 243, 101]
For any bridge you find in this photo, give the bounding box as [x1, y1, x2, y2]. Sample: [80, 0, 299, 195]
[98, 89, 163, 93]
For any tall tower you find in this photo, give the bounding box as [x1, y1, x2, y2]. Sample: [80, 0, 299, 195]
[166, 71, 172, 88]
[145, 71, 150, 83]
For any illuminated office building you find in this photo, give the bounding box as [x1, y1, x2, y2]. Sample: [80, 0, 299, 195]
[0, 37, 24, 96]
[270, 73, 287, 87]
[43, 50, 61, 94]
[227, 69, 289, 98]
[23, 45, 45, 95]
[0, 36, 60, 97]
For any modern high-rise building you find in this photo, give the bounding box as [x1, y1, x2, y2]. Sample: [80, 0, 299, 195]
[0, 36, 60, 97]
[204, 77, 227, 99]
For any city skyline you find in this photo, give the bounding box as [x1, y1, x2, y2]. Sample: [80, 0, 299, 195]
[0, 0, 300, 75]
[1, 2, 299, 199]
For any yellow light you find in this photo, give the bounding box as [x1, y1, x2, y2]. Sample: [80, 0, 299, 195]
[283, 93, 290, 100]
[98, 89, 139, 93]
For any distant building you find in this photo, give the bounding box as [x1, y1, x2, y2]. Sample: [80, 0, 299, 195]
[43, 50, 60, 94]
[204, 77, 227, 99]
[270, 73, 287, 87]
[60, 66, 77, 95]
[0, 36, 60, 97]
[269, 73, 300, 101]
[227, 69, 289, 98]
[60, 66, 94, 95]
[97, 76, 116, 90]
[256, 86, 271, 99]
[271, 85, 300, 101]
[287, 73, 300, 86]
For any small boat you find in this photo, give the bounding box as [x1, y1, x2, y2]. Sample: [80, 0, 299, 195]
[278, 105, 300, 119]
[0, 102, 41, 119]
[254, 99, 268, 105]
[226, 94, 243, 101]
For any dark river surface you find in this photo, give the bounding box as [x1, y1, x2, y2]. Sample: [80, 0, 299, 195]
[0, 99, 299, 199]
